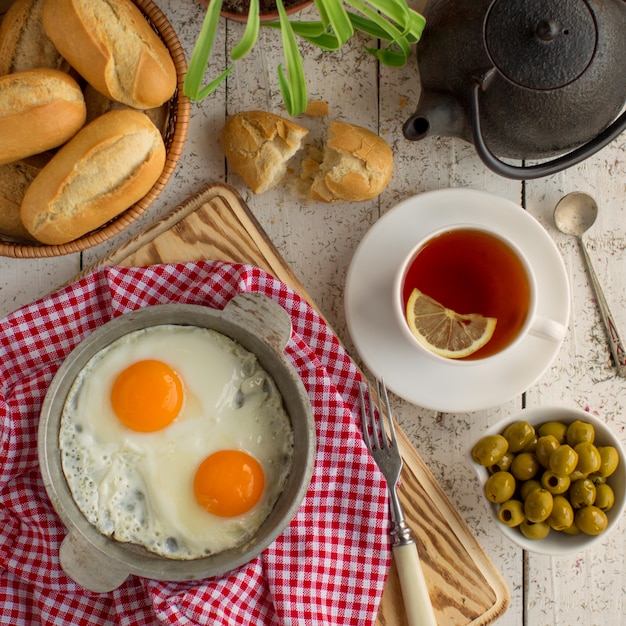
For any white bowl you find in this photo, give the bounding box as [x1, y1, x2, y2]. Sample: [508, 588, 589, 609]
[470, 406, 625, 555]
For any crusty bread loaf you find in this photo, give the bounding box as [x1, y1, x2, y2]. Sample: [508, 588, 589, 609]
[221, 110, 309, 194]
[21, 110, 166, 245]
[0, 68, 86, 165]
[310, 120, 393, 203]
[42, 0, 177, 109]
[0, 0, 66, 75]
[0, 160, 40, 241]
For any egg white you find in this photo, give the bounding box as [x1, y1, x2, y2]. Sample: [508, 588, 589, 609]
[59, 324, 294, 560]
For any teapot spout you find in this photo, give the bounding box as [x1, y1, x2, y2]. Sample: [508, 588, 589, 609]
[403, 91, 467, 142]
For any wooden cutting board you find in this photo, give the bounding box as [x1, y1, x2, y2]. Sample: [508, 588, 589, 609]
[86, 183, 510, 625]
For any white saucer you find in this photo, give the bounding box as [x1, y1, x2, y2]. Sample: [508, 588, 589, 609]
[344, 188, 571, 413]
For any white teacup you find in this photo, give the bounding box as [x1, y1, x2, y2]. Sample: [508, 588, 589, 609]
[393, 224, 566, 364]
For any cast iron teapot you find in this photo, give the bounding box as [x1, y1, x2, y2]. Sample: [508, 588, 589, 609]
[403, 0, 626, 180]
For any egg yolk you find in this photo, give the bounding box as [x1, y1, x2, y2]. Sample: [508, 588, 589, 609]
[111, 359, 184, 432]
[194, 450, 265, 517]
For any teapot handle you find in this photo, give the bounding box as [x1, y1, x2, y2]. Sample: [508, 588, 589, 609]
[470, 74, 626, 180]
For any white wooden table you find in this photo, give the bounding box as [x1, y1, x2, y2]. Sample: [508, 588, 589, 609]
[1, 1, 625, 624]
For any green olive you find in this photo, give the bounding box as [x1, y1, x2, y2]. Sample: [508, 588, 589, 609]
[520, 519, 551, 540]
[522, 436, 538, 453]
[597, 446, 620, 478]
[549, 495, 574, 531]
[520, 479, 542, 501]
[474, 416, 621, 541]
[541, 470, 570, 494]
[589, 472, 607, 484]
[535, 435, 560, 468]
[574, 442, 601, 475]
[502, 421, 536, 453]
[561, 520, 581, 535]
[524, 488, 554, 523]
[566, 420, 595, 446]
[497, 500, 525, 527]
[511, 452, 540, 481]
[488, 451, 514, 473]
[569, 478, 597, 508]
[472, 435, 509, 466]
[538, 421, 568, 444]
[569, 469, 589, 482]
[548, 444, 578, 476]
[595, 483, 615, 511]
[575, 506, 608, 535]
[485, 471, 516, 503]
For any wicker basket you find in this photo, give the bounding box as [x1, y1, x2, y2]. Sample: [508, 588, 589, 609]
[0, 0, 190, 259]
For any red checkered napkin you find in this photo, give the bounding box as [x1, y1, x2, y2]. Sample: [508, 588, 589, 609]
[0, 261, 390, 625]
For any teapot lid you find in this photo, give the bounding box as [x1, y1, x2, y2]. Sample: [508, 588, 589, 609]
[485, 0, 596, 90]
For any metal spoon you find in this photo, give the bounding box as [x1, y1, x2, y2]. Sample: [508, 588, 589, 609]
[554, 192, 626, 377]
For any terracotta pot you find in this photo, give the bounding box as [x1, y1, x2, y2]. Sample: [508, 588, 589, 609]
[196, 0, 313, 23]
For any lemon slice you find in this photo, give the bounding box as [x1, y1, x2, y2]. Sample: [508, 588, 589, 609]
[405, 288, 497, 359]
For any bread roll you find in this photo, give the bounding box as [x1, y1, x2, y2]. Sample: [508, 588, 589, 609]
[221, 110, 308, 194]
[42, 0, 177, 109]
[21, 109, 166, 245]
[0, 160, 40, 241]
[0, 68, 86, 165]
[310, 120, 393, 203]
[0, 0, 66, 75]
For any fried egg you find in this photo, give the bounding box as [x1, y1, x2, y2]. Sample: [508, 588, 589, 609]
[59, 324, 294, 560]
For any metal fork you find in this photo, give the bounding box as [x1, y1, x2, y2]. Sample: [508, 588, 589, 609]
[359, 379, 437, 626]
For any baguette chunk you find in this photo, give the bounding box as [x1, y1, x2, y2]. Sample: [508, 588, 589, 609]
[42, 0, 177, 108]
[21, 110, 165, 245]
[0, 68, 86, 165]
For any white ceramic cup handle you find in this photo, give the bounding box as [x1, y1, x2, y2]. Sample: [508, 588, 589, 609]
[529, 315, 567, 342]
[393, 542, 438, 626]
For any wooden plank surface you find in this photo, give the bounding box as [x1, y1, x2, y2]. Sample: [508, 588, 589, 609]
[88, 182, 510, 625]
[2, 0, 625, 622]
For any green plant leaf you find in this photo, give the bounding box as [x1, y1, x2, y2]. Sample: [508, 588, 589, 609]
[230, 0, 261, 60]
[357, 0, 425, 39]
[346, 0, 425, 42]
[276, 0, 307, 115]
[345, 11, 392, 39]
[345, 0, 410, 56]
[275, 20, 347, 50]
[363, 45, 408, 67]
[268, 0, 353, 51]
[266, 20, 326, 37]
[361, 0, 411, 31]
[195, 67, 235, 99]
[314, 0, 353, 47]
[406, 9, 427, 40]
[183, 0, 226, 100]
[377, 3, 411, 41]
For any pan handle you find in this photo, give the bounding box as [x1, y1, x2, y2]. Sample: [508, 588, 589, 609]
[60, 531, 130, 593]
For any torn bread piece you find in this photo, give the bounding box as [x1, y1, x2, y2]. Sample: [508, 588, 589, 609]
[310, 120, 393, 203]
[221, 110, 308, 194]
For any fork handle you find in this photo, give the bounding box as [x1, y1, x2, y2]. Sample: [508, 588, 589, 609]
[393, 542, 437, 626]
